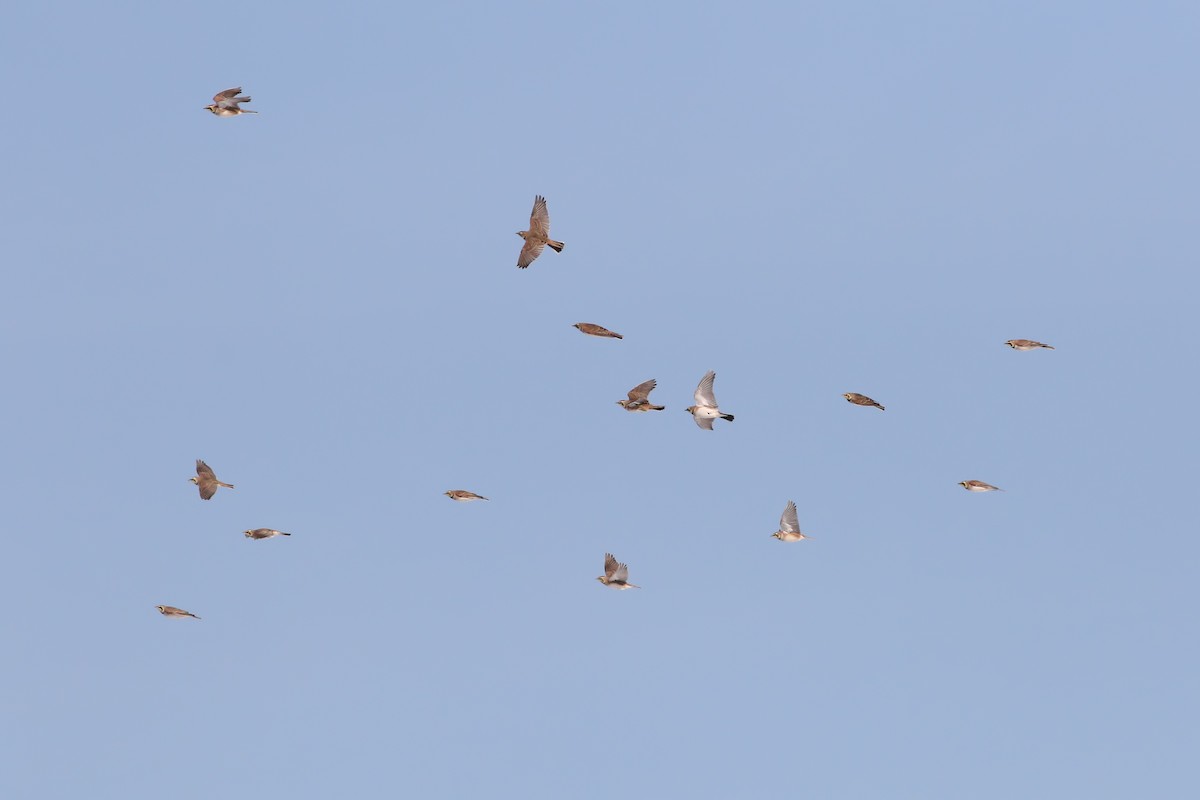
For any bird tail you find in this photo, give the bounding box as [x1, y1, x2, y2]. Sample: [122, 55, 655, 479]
[219, 481, 235, 489]
[547, 239, 565, 253]
[281, 531, 292, 536]
[1043, 345, 1055, 350]
[722, 414, 735, 421]
[243, 110, 259, 114]
[612, 332, 624, 339]
[875, 405, 886, 411]
[190, 614, 202, 619]
[649, 404, 666, 411]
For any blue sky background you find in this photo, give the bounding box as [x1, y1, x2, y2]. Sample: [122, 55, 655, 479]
[2, 2, 1197, 797]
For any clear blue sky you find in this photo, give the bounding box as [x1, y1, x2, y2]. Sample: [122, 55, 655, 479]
[2, 2, 1197, 797]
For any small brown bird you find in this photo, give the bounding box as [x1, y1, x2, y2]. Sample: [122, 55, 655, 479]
[573, 323, 623, 339]
[959, 480, 1003, 492]
[516, 195, 565, 268]
[190, 459, 234, 500]
[597, 553, 640, 589]
[445, 490, 488, 502]
[617, 379, 665, 412]
[204, 87, 257, 117]
[687, 370, 735, 430]
[156, 605, 200, 619]
[244, 528, 291, 540]
[772, 501, 813, 542]
[1005, 339, 1055, 351]
[843, 392, 885, 411]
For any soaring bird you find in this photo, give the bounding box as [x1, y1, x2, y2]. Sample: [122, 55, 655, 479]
[686, 370, 735, 430]
[959, 480, 1003, 492]
[516, 195, 565, 268]
[156, 605, 200, 619]
[617, 379, 665, 412]
[843, 392, 885, 411]
[204, 87, 257, 117]
[597, 553, 640, 590]
[445, 490, 488, 502]
[190, 459, 234, 500]
[244, 528, 291, 540]
[772, 500, 812, 542]
[573, 323, 623, 339]
[1005, 339, 1054, 351]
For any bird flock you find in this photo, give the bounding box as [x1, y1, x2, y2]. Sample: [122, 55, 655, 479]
[159, 88, 1056, 617]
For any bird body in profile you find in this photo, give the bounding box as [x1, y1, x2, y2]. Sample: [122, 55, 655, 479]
[617, 379, 665, 412]
[772, 500, 812, 542]
[686, 370, 734, 430]
[573, 323, 623, 339]
[959, 480, 1003, 492]
[204, 87, 257, 116]
[516, 195, 564, 268]
[245, 528, 291, 540]
[843, 392, 885, 411]
[597, 553, 640, 589]
[445, 490, 488, 502]
[156, 605, 200, 619]
[190, 459, 234, 500]
[1005, 339, 1055, 351]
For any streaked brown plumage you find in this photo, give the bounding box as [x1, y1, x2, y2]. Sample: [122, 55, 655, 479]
[445, 490, 488, 502]
[1005, 339, 1055, 351]
[843, 392, 885, 411]
[204, 87, 257, 117]
[573, 323, 623, 339]
[959, 480, 1003, 492]
[597, 553, 640, 589]
[156, 605, 200, 619]
[244, 528, 291, 540]
[617, 379, 665, 412]
[190, 459, 234, 500]
[516, 195, 564, 268]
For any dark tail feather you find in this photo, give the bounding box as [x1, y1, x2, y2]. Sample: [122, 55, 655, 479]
[722, 414, 735, 421]
[547, 240, 565, 253]
[650, 405, 666, 411]
[219, 481, 235, 489]
[281, 532, 292, 536]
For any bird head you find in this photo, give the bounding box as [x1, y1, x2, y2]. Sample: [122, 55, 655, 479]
[156, 605, 166, 613]
[596, 576, 607, 584]
[957, 481, 968, 487]
[842, 393, 852, 400]
[203, 104, 218, 113]
[616, 400, 627, 407]
[243, 530, 254, 538]
[685, 406, 696, 414]
[188, 477, 199, 485]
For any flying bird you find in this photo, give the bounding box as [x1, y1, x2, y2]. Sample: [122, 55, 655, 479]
[617, 379, 665, 412]
[573, 323, 623, 339]
[245, 528, 291, 540]
[516, 195, 565, 268]
[445, 490, 488, 502]
[190, 459, 234, 500]
[156, 605, 200, 620]
[1005, 339, 1055, 351]
[959, 480, 1003, 492]
[772, 500, 812, 542]
[686, 370, 735, 430]
[204, 87, 257, 117]
[843, 392, 885, 411]
[597, 553, 640, 589]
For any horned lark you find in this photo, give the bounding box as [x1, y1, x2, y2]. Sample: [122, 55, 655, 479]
[1005, 339, 1055, 351]
[686, 370, 735, 430]
[573, 323, 623, 339]
[617, 379, 665, 412]
[204, 87, 257, 117]
[244, 528, 291, 540]
[156, 605, 200, 619]
[516, 195, 564, 268]
[597, 553, 640, 589]
[843, 392, 885, 411]
[445, 490, 488, 501]
[772, 500, 812, 542]
[190, 459, 234, 500]
[959, 480, 1003, 492]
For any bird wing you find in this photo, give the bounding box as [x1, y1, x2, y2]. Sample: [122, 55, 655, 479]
[780, 501, 800, 533]
[604, 553, 621, 580]
[694, 371, 718, 406]
[213, 87, 242, 102]
[195, 459, 215, 479]
[627, 379, 656, 402]
[197, 477, 217, 500]
[517, 239, 546, 268]
[529, 195, 550, 238]
[693, 414, 715, 430]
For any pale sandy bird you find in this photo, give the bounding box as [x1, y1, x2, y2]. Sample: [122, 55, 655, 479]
[617, 379, 665, 412]
[573, 323, 623, 339]
[772, 500, 813, 542]
[245, 528, 291, 540]
[445, 490, 488, 502]
[204, 87, 257, 117]
[843, 392, 885, 411]
[516, 195, 565, 268]
[597, 553, 640, 589]
[959, 480, 1003, 492]
[190, 459, 234, 500]
[1005, 339, 1055, 351]
[686, 370, 735, 430]
[156, 605, 200, 619]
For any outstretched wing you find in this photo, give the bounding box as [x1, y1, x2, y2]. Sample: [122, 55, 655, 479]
[779, 501, 800, 533]
[627, 379, 656, 402]
[694, 371, 718, 406]
[604, 553, 620, 580]
[517, 239, 546, 268]
[195, 459, 215, 479]
[693, 414, 715, 430]
[529, 195, 550, 238]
